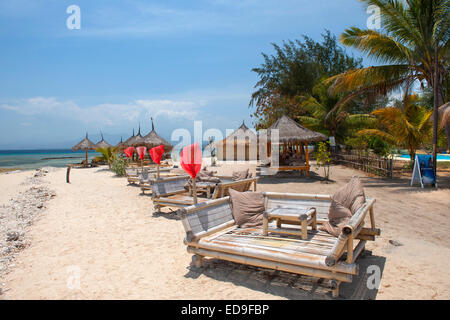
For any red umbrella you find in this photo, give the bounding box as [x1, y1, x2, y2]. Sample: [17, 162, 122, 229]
[150, 145, 164, 178]
[124, 147, 134, 158]
[180, 143, 202, 204]
[136, 146, 147, 168]
[136, 146, 147, 160]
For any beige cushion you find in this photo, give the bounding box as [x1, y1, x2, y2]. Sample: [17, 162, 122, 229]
[320, 176, 366, 237]
[228, 189, 264, 228]
[232, 169, 249, 181]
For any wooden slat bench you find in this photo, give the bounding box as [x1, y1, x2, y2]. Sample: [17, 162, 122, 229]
[179, 192, 379, 298]
[152, 176, 259, 212]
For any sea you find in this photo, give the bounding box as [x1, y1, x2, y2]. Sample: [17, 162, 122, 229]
[0, 149, 101, 170]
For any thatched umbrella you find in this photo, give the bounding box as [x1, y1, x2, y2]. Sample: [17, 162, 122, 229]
[129, 125, 145, 147]
[72, 133, 97, 165]
[123, 129, 136, 147]
[116, 137, 125, 151]
[141, 118, 173, 152]
[95, 132, 112, 149]
[439, 102, 450, 150]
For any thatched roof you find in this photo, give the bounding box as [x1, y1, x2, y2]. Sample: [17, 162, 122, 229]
[95, 132, 112, 149]
[141, 118, 173, 150]
[266, 115, 327, 143]
[129, 126, 145, 147]
[116, 137, 125, 149]
[123, 129, 136, 147]
[215, 121, 257, 146]
[72, 133, 97, 151]
[440, 102, 450, 127]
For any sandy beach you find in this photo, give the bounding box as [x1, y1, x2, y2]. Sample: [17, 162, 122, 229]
[0, 163, 449, 300]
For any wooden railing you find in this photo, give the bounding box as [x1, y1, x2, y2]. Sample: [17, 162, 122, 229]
[332, 150, 394, 178]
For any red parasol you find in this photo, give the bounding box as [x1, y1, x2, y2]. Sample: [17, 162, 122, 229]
[149, 145, 164, 164]
[124, 147, 134, 158]
[180, 143, 202, 204]
[150, 145, 164, 178]
[136, 146, 147, 160]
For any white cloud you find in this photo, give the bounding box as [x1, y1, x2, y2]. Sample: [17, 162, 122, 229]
[0, 97, 201, 127]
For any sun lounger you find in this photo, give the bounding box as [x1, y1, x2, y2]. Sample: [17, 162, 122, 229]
[151, 176, 259, 212]
[178, 192, 379, 297]
[126, 167, 172, 185]
[191, 177, 259, 199]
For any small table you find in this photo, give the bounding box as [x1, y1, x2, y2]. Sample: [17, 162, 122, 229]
[262, 207, 317, 240]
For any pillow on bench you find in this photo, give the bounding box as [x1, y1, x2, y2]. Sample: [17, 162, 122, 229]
[320, 176, 366, 237]
[232, 169, 249, 181]
[229, 189, 264, 228]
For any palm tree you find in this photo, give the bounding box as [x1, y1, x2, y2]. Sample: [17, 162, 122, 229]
[326, 0, 449, 158]
[298, 82, 375, 140]
[358, 94, 433, 163]
[95, 146, 118, 169]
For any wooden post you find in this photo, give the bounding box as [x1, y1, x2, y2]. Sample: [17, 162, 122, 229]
[192, 178, 198, 204]
[157, 164, 160, 179]
[66, 166, 71, 183]
[305, 141, 309, 176]
[346, 235, 354, 264]
[85, 148, 88, 167]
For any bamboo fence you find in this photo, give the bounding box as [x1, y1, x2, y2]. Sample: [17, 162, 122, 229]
[332, 150, 394, 178]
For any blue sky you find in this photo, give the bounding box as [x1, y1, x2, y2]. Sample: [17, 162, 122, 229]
[0, 0, 372, 149]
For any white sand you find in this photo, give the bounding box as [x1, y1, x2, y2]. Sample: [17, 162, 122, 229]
[0, 164, 449, 299]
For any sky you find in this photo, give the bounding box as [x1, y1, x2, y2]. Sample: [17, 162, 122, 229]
[0, 0, 373, 149]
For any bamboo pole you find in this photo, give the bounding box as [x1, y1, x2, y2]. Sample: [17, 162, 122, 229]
[187, 247, 353, 283]
[193, 240, 358, 275]
[325, 233, 348, 266]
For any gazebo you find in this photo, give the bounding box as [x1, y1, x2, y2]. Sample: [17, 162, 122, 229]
[215, 121, 258, 161]
[115, 137, 125, 151]
[141, 118, 173, 153]
[95, 132, 112, 149]
[265, 115, 328, 174]
[72, 133, 97, 166]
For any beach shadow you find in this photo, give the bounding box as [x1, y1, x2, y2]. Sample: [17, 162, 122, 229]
[152, 209, 181, 221]
[358, 174, 450, 192]
[184, 251, 386, 300]
[257, 171, 336, 185]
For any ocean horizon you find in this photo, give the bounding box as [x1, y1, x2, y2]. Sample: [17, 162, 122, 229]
[0, 149, 101, 170]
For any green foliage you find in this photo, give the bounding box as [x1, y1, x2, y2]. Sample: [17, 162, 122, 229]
[358, 94, 433, 162]
[327, 0, 449, 112]
[315, 141, 332, 181]
[96, 146, 119, 169]
[250, 30, 362, 128]
[111, 157, 126, 176]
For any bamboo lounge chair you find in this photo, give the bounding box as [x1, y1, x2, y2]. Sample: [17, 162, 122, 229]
[151, 176, 259, 212]
[126, 167, 172, 185]
[178, 192, 379, 297]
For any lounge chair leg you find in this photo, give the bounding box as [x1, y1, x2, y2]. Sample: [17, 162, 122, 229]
[331, 281, 341, 298]
[194, 255, 204, 268]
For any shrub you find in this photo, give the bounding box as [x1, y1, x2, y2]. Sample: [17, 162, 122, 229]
[111, 157, 126, 176]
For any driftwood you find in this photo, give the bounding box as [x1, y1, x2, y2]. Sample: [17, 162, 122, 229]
[180, 192, 379, 297]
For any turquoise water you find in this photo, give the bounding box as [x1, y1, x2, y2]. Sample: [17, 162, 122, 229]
[0, 150, 101, 170]
[399, 154, 450, 161]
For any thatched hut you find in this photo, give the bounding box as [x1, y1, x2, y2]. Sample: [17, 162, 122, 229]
[265, 115, 328, 174]
[215, 121, 258, 161]
[72, 133, 97, 165]
[141, 118, 173, 152]
[95, 132, 112, 149]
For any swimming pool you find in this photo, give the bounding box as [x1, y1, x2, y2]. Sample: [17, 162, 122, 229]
[397, 154, 450, 161]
